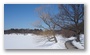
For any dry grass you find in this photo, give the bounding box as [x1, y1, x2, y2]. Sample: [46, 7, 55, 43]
[60, 29, 75, 38]
[39, 30, 54, 37]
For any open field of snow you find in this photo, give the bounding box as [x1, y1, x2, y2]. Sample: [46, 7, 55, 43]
[4, 34, 84, 49]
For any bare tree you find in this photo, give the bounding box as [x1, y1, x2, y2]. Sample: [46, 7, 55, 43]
[35, 5, 57, 43]
[35, 4, 84, 42]
[50, 4, 84, 41]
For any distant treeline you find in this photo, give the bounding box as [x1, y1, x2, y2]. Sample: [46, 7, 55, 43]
[4, 29, 42, 34]
[4, 28, 61, 35]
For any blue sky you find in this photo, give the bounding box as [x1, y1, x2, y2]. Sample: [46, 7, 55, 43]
[4, 4, 58, 30]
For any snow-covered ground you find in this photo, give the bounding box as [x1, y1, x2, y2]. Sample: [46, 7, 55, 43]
[4, 34, 84, 49]
[72, 34, 84, 49]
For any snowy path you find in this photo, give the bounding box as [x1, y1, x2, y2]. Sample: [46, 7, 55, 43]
[65, 40, 78, 49]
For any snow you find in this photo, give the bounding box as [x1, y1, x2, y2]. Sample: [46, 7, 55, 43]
[67, 37, 76, 40]
[4, 34, 84, 49]
[4, 34, 67, 49]
[4, 34, 39, 49]
[72, 40, 84, 49]
[71, 34, 84, 49]
[80, 34, 84, 46]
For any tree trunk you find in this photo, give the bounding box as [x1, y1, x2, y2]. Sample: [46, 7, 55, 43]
[76, 34, 80, 42]
[53, 30, 57, 43]
[47, 36, 57, 43]
[75, 29, 81, 42]
[53, 34, 57, 43]
[47, 30, 58, 43]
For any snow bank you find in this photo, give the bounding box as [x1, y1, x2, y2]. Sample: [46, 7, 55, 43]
[71, 34, 84, 49]
[72, 40, 84, 49]
[67, 37, 76, 40]
[80, 34, 84, 46]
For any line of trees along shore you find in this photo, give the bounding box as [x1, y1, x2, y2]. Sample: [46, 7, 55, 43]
[4, 28, 43, 34]
[4, 28, 62, 35]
